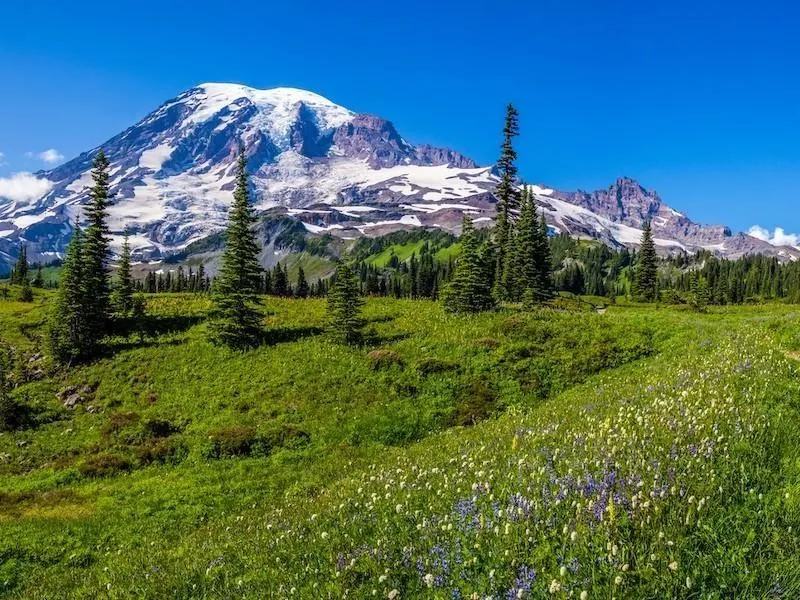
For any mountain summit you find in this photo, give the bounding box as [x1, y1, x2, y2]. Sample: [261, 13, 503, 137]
[0, 83, 795, 270]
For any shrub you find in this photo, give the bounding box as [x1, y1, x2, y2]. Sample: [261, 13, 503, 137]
[472, 338, 500, 349]
[0, 394, 28, 432]
[141, 418, 180, 438]
[134, 437, 188, 466]
[202, 424, 311, 459]
[416, 357, 458, 376]
[367, 349, 404, 370]
[262, 423, 311, 451]
[79, 454, 132, 478]
[451, 376, 499, 426]
[101, 411, 140, 437]
[203, 426, 258, 459]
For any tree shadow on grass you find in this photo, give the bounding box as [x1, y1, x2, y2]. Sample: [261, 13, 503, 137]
[364, 314, 396, 324]
[361, 330, 413, 346]
[112, 314, 205, 339]
[104, 337, 187, 354]
[101, 315, 206, 355]
[261, 325, 325, 346]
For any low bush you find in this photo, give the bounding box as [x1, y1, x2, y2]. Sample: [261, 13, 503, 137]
[415, 357, 458, 376]
[366, 349, 404, 370]
[141, 418, 180, 438]
[101, 411, 140, 437]
[78, 454, 132, 478]
[203, 426, 259, 459]
[472, 337, 500, 349]
[451, 376, 499, 426]
[134, 437, 188, 466]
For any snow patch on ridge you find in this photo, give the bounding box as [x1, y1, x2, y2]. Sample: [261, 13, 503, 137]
[139, 143, 175, 170]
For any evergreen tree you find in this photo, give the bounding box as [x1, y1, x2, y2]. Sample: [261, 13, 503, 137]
[442, 216, 495, 313]
[633, 220, 658, 301]
[689, 272, 710, 312]
[533, 209, 554, 301]
[32, 264, 44, 288]
[198, 264, 207, 292]
[208, 150, 263, 349]
[19, 277, 33, 302]
[48, 223, 89, 363]
[500, 224, 521, 301]
[493, 104, 520, 299]
[511, 187, 538, 302]
[495, 104, 521, 222]
[81, 150, 113, 351]
[295, 265, 309, 298]
[11, 244, 28, 285]
[273, 263, 288, 297]
[262, 269, 272, 295]
[112, 231, 134, 315]
[326, 262, 364, 344]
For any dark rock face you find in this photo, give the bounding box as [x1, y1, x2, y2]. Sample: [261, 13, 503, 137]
[330, 116, 474, 169]
[414, 144, 478, 168]
[332, 115, 416, 168]
[557, 177, 662, 226]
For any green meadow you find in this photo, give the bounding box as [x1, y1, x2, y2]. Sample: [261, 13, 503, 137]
[1, 291, 799, 597]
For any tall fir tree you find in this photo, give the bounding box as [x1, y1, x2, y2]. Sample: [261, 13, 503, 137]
[295, 265, 309, 298]
[500, 220, 521, 301]
[633, 220, 658, 301]
[11, 244, 28, 285]
[208, 150, 263, 349]
[273, 263, 288, 297]
[81, 150, 113, 351]
[49, 222, 89, 363]
[113, 231, 134, 315]
[326, 262, 364, 344]
[493, 104, 520, 299]
[495, 104, 521, 221]
[19, 276, 33, 302]
[32, 264, 44, 288]
[512, 187, 538, 302]
[533, 209, 554, 301]
[442, 216, 495, 313]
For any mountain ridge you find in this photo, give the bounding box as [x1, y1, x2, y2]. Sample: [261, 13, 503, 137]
[0, 82, 796, 271]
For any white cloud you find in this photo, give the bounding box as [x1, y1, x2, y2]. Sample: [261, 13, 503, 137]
[747, 225, 800, 248]
[25, 148, 65, 164]
[0, 172, 53, 203]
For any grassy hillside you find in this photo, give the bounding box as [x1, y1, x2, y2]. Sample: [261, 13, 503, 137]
[367, 240, 429, 267]
[1, 293, 799, 597]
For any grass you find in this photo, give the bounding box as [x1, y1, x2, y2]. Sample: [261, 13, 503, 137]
[278, 251, 336, 281]
[366, 241, 427, 267]
[1, 292, 799, 597]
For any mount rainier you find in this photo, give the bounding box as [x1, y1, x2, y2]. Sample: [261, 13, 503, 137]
[0, 82, 796, 271]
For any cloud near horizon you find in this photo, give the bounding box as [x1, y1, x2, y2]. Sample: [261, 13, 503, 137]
[0, 172, 53, 203]
[747, 225, 800, 248]
[25, 148, 65, 164]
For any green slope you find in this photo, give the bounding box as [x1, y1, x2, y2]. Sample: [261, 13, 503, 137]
[1, 293, 799, 597]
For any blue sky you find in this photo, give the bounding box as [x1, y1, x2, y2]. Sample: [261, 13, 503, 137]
[1, 0, 799, 240]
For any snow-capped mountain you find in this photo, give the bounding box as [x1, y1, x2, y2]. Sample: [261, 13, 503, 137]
[0, 82, 796, 271]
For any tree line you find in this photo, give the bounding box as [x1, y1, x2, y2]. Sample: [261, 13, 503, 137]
[7, 105, 800, 360]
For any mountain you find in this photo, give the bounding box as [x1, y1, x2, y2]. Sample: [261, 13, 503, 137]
[1, 82, 797, 272]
